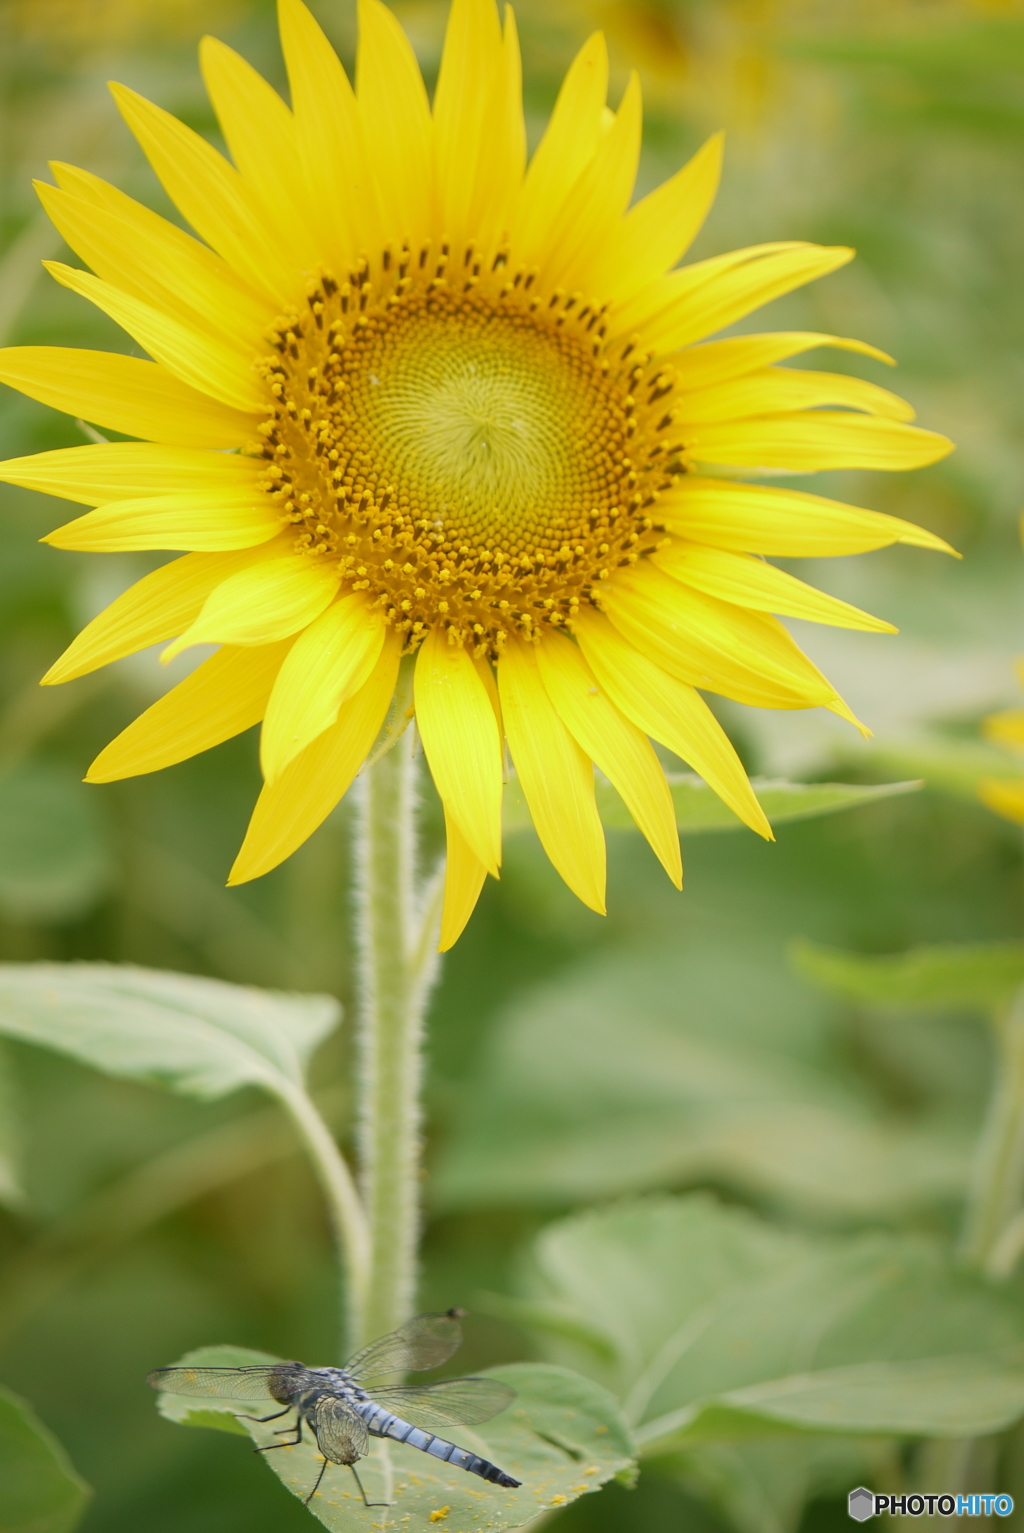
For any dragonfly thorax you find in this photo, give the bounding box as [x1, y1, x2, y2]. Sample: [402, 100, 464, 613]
[308, 1367, 371, 1403]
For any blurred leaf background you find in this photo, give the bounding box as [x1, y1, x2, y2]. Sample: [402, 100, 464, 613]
[3, 0, 1024, 1528]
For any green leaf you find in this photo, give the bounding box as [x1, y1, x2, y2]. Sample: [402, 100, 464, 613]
[0, 1041, 23, 1209]
[510, 1195, 1024, 1455]
[0, 1383, 91, 1533]
[502, 775, 920, 835]
[0, 963, 340, 1100]
[673, 1356, 1024, 1442]
[0, 763, 112, 924]
[433, 946, 968, 1220]
[665, 777, 921, 834]
[848, 739, 1017, 801]
[154, 1345, 635, 1530]
[792, 938, 1024, 1010]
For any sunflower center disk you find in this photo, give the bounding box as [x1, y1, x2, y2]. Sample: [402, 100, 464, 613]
[257, 270, 687, 654]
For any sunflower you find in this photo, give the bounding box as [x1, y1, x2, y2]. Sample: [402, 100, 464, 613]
[0, 0, 953, 949]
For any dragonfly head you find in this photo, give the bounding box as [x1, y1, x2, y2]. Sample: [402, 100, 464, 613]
[268, 1362, 308, 1404]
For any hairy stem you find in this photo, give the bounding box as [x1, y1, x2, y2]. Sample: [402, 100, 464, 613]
[352, 728, 442, 1346]
[959, 987, 1024, 1275]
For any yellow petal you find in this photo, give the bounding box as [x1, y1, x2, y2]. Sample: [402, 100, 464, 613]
[535, 630, 680, 887]
[539, 71, 642, 294]
[512, 32, 608, 268]
[474, 653, 503, 736]
[586, 131, 722, 303]
[979, 779, 1024, 828]
[229, 632, 401, 884]
[109, 82, 294, 307]
[438, 806, 489, 953]
[574, 607, 771, 839]
[39, 173, 267, 352]
[498, 635, 605, 913]
[414, 627, 503, 875]
[614, 243, 853, 356]
[161, 553, 340, 661]
[43, 262, 264, 414]
[653, 542, 897, 633]
[686, 412, 954, 473]
[602, 562, 837, 709]
[41, 544, 287, 684]
[0, 348, 254, 449]
[433, 0, 504, 254]
[674, 366, 915, 426]
[472, 10, 527, 255]
[981, 710, 1024, 751]
[674, 332, 895, 392]
[0, 442, 261, 506]
[356, 0, 433, 251]
[659, 477, 956, 557]
[199, 35, 320, 273]
[44, 490, 281, 551]
[608, 240, 804, 335]
[86, 640, 291, 782]
[278, 0, 378, 274]
[259, 593, 384, 782]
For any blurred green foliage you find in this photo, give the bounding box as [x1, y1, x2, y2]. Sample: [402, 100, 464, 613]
[3, 0, 1024, 1529]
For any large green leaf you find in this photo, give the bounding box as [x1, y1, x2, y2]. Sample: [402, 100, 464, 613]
[512, 1196, 1024, 1450]
[433, 946, 968, 1220]
[0, 1383, 91, 1533]
[0, 763, 112, 924]
[154, 1345, 634, 1531]
[792, 938, 1024, 1009]
[848, 739, 1017, 801]
[508, 1197, 1024, 1530]
[0, 1041, 23, 1209]
[671, 1356, 1024, 1442]
[0, 963, 340, 1100]
[502, 775, 919, 835]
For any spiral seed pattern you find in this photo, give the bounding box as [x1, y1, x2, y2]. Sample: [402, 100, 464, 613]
[254, 245, 687, 655]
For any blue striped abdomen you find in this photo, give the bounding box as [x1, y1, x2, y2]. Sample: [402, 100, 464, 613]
[359, 1406, 521, 1489]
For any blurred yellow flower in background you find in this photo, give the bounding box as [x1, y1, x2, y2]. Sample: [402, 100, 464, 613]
[0, 0, 953, 949]
[979, 524, 1024, 827]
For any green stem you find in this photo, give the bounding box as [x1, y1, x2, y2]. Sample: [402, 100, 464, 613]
[272, 1077, 371, 1345]
[959, 987, 1024, 1276]
[352, 728, 442, 1346]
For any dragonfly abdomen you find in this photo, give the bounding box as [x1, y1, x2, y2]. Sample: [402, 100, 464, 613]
[362, 1407, 521, 1489]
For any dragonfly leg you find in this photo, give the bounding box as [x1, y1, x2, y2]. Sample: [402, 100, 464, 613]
[350, 1463, 390, 1509]
[303, 1457, 330, 1506]
[254, 1417, 303, 1453]
[237, 1407, 291, 1424]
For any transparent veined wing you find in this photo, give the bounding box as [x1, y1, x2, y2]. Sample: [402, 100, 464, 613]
[146, 1365, 295, 1401]
[369, 1378, 516, 1430]
[344, 1311, 464, 1381]
[314, 1396, 369, 1464]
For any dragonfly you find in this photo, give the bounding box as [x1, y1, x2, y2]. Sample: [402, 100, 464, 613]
[147, 1309, 522, 1507]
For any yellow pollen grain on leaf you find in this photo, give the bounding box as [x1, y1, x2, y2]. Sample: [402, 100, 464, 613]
[253, 255, 687, 656]
[428, 1508, 450, 1523]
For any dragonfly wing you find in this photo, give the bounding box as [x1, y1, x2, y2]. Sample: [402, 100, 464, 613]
[370, 1378, 516, 1429]
[314, 1396, 369, 1464]
[344, 1311, 464, 1381]
[146, 1366, 286, 1401]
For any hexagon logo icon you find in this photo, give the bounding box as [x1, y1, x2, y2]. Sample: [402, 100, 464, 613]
[848, 1487, 875, 1521]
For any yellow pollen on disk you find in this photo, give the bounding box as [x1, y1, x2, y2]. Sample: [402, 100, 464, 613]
[255, 249, 688, 654]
